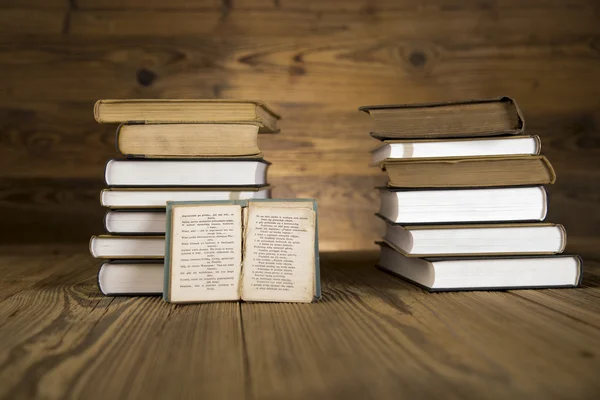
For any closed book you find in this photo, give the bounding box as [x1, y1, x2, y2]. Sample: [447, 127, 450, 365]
[382, 222, 566, 257]
[105, 210, 167, 234]
[382, 155, 556, 188]
[371, 135, 540, 165]
[360, 96, 523, 140]
[94, 99, 280, 133]
[104, 158, 270, 187]
[376, 243, 582, 291]
[98, 261, 164, 295]
[116, 123, 262, 158]
[100, 186, 271, 209]
[89, 235, 165, 259]
[378, 186, 547, 224]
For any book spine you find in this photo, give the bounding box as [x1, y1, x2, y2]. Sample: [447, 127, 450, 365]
[502, 96, 525, 134]
[540, 156, 557, 184]
[93, 100, 103, 122]
[575, 256, 585, 287]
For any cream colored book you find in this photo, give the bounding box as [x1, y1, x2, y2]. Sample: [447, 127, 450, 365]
[94, 99, 280, 133]
[163, 199, 320, 304]
[116, 123, 262, 158]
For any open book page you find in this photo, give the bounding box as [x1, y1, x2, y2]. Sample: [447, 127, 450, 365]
[241, 205, 316, 303]
[168, 204, 242, 302]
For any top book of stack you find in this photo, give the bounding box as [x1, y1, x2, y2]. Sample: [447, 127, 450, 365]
[94, 99, 280, 133]
[360, 96, 523, 140]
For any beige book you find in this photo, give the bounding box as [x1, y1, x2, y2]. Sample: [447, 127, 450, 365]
[382, 155, 556, 188]
[94, 99, 280, 133]
[116, 123, 261, 158]
[163, 199, 320, 303]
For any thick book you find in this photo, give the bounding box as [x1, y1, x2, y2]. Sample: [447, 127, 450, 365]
[377, 243, 582, 291]
[382, 155, 556, 188]
[382, 222, 566, 257]
[116, 123, 262, 158]
[164, 199, 320, 303]
[378, 186, 547, 224]
[89, 236, 165, 259]
[371, 135, 540, 165]
[360, 96, 524, 139]
[100, 186, 271, 209]
[105, 211, 167, 234]
[104, 159, 270, 187]
[94, 99, 280, 133]
[98, 261, 164, 295]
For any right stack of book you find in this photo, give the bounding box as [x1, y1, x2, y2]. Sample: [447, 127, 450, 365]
[361, 97, 583, 291]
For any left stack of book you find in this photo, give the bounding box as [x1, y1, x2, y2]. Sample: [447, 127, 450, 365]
[88, 99, 280, 296]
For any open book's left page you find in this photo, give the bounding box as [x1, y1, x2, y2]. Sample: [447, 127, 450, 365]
[165, 204, 242, 303]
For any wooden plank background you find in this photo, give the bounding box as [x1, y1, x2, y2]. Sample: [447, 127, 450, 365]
[0, 0, 598, 250]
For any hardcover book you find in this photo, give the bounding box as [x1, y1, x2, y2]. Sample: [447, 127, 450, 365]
[360, 96, 524, 139]
[376, 243, 582, 291]
[382, 222, 566, 257]
[104, 158, 270, 187]
[94, 99, 280, 133]
[100, 186, 271, 209]
[377, 186, 548, 224]
[382, 155, 556, 188]
[163, 199, 320, 303]
[371, 135, 540, 165]
[116, 123, 262, 158]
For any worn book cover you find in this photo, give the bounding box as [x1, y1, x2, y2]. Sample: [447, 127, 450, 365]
[163, 199, 320, 303]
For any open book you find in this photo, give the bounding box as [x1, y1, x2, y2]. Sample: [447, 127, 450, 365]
[163, 199, 320, 303]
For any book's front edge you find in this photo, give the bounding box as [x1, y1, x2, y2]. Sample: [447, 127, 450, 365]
[163, 202, 174, 302]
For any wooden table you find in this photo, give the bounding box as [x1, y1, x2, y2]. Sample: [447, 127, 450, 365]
[1, 246, 599, 399]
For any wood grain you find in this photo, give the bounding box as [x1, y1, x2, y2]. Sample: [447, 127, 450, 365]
[0, 251, 246, 399]
[0, 0, 598, 251]
[2, 247, 598, 399]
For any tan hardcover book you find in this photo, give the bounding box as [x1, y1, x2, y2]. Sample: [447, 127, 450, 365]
[116, 123, 261, 158]
[382, 222, 566, 257]
[94, 99, 280, 133]
[382, 155, 556, 188]
[360, 96, 524, 139]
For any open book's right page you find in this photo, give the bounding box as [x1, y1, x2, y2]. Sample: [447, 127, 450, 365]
[241, 203, 316, 302]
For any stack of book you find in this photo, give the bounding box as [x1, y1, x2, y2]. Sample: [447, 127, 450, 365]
[89, 99, 280, 296]
[361, 97, 583, 291]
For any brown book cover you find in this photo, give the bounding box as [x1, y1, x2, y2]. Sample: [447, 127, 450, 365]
[360, 96, 524, 140]
[116, 123, 262, 158]
[94, 99, 280, 133]
[382, 155, 556, 188]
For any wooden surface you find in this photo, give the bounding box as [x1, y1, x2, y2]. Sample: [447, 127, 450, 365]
[0, 245, 598, 399]
[0, 0, 599, 250]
